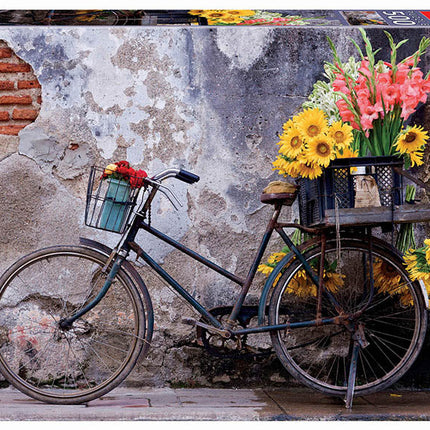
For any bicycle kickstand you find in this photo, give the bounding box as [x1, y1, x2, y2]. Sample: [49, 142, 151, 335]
[345, 340, 360, 409]
[345, 323, 369, 409]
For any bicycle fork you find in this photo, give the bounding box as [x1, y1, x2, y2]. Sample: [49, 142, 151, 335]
[59, 250, 126, 330]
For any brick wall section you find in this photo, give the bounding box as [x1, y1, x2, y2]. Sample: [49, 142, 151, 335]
[0, 40, 41, 136]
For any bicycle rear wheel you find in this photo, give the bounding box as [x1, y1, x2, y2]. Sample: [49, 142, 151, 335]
[0, 245, 152, 404]
[269, 238, 427, 397]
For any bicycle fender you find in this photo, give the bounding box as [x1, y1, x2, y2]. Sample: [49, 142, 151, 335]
[79, 236, 155, 322]
[258, 253, 295, 325]
[418, 280, 430, 309]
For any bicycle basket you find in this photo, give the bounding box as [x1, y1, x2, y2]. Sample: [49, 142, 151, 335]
[85, 166, 143, 233]
[298, 156, 404, 227]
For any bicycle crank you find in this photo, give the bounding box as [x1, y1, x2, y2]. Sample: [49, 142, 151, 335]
[195, 306, 273, 359]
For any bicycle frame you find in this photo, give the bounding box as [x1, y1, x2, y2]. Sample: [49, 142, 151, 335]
[62, 180, 376, 336]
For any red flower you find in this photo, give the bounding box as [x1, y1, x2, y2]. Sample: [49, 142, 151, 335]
[115, 160, 130, 169]
[130, 169, 148, 189]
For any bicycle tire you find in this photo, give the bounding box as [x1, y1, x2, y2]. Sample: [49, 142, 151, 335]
[0, 245, 153, 404]
[268, 238, 427, 397]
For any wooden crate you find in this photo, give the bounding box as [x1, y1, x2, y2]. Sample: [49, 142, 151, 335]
[321, 203, 430, 227]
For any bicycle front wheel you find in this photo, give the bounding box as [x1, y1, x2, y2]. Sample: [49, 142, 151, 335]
[0, 245, 152, 404]
[269, 238, 427, 397]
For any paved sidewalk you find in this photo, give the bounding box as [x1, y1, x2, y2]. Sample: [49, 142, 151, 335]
[1, 386, 430, 420]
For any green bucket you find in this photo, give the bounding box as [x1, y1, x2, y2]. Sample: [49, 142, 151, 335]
[100, 178, 131, 232]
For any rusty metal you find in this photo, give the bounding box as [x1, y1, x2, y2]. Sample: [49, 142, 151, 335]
[316, 232, 326, 322]
[227, 206, 282, 323]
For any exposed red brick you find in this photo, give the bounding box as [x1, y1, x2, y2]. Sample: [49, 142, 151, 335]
[0, 111, 9, 121]
[0, 81, 14, 90]
[0, 63, 31, 73]
[0, 48, 12, 59]
[37, 95, 42, 104]
[0, 124, 28, 135]
[69, 143, 80, 150]
[0, 95, 32, 105]
[18, 80, 41, 89]
[12, 109, 38, 120]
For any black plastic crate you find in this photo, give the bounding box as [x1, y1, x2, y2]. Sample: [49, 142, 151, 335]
[298, 156, 404, 227]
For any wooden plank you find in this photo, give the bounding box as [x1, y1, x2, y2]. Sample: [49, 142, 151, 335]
[322, 204, 430, 227]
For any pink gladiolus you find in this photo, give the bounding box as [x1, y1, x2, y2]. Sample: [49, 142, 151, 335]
[380, 83, 400, 107]
[360, 104, 381, 130]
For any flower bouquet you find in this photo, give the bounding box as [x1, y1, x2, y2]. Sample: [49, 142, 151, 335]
[259, 29, 430, 291]
[99, 161, 147, 232]
[188, 10, 316, 26]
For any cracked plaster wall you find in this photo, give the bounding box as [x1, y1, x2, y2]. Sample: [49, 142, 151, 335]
[0, 26, 430, 387]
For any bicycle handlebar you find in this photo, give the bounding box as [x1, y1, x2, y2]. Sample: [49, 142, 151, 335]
[151, 168, 200, 184]
[176, 169, 200, 184]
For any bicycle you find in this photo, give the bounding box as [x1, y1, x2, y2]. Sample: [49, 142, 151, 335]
[0, 163, 428, 408]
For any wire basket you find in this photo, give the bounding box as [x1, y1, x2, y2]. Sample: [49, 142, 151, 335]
[85, 167, 143, 233]
[298, 156, 404, 227]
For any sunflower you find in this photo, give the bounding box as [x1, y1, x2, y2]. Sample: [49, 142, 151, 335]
[404, 249, 430, 282]
[188, 10, 206, 15]
[425, 239, 430, 264]
[290, 270, 316, 298]
[279, 127, 304, 158]
[283, 160, 303, 178]
[295, 160, 323, 180]
[328, 121, 354, 149]
[282, 119, 295, 134]
[216, 16, 245, 24]
[267, 252, 287, 265]
[257, 264, 274, 276]
[200, 10, 231, 20]
[324, 271, 344, 293]
[226, 10, 255, 17]
[408, 150, 424, 167]
[295, 108, 328, 141]
[337, 147, 358, 158]
[373, 259, 403, 296]
[395, 125, 429, 154]
[272, 156, 290, 176]
[306, 136, 336, 167]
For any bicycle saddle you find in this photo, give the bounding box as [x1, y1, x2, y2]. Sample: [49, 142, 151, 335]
[260, 181, 299, 206]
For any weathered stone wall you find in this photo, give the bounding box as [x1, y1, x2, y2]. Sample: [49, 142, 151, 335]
[0, 26, 430, 387]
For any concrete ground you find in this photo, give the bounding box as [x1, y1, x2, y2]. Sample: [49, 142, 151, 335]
[1, 386, 430, 421]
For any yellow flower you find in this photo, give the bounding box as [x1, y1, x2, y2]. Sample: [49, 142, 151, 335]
[282, 119, 295, 134]
[374, 259, 403, 295]
[104, 163, 117, 175]
[216, 16, 245, 24]
[257, 264, 274, 275]
[425, 239, 430, 265]
[272, 156, 290, 176]
[200, 10, 231, 20]
[328, 121, 354, 149]
[295, 160, 323, 179]
[279, 127, 304, 158]
[395, 125, 429, 154]
[306, 136, 336, 168]
[337, 147, 358, 158]
[226, 10, 255, 16]
[267, 252, 287, 265]
[324, 271, 344, 293]
[188, 10, 206, 15]
[295, 108, 328, 141]
[290, 270, 316, 298]
[409, 150, 424, 167]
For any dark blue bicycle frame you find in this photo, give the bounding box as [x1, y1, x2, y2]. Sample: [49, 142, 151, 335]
[62, 198, 348, 335]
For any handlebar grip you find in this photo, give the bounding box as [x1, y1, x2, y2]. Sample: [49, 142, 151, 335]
[176, 169, 200, 184]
